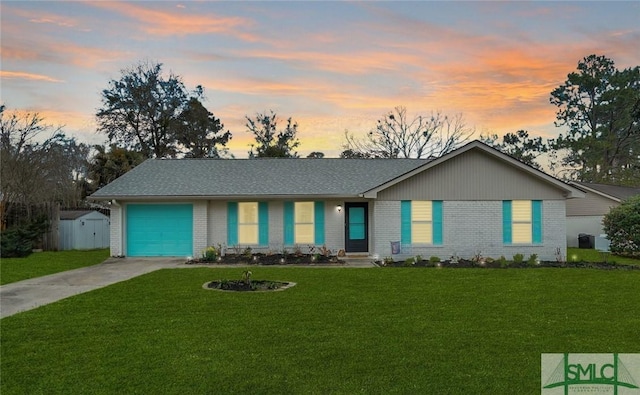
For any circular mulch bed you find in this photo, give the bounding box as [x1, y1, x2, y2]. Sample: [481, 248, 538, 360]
[203, 280, 296, 292]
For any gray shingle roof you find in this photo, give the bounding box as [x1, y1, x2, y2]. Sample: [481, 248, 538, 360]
[59, 210, 95, 220]
[90, 158, 429, 199]
[573, 182, 640, 201]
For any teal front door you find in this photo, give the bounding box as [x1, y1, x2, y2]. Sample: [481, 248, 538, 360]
[345, 202, 368, 252]
[126, 204, 193, 256]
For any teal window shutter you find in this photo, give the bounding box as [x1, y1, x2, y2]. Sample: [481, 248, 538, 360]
[258, 202, 269, 246]
[532, 200, 542, 244]
[283, 201, 294, 245]
[314, 201, 325, 245]
[502, 201, 512, 244]
[432, 200, 443, 245]
[227, 202, 238, 246]
[401, 201, 411, 245]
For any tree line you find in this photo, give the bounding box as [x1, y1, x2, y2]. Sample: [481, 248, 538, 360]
[1, 53, 638, 228]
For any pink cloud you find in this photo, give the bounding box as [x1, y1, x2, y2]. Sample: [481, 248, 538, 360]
[0, 70, 63, 83]
[87, 2, 258, 41]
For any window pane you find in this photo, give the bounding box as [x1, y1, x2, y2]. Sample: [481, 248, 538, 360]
[512, 200, 531, 222]
[295, 224, 314, 244]
[512, 223, 532, 243]
[349, 223, 365, 240]
[412, 222, 432, 244]
[239, 224, 258, 244]
[239, 202, 258, 223]
[295, 202, 314, 223]
[412, 201, 432, 221]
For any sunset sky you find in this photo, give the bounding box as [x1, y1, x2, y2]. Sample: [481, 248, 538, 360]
[1, 1, 639, 158]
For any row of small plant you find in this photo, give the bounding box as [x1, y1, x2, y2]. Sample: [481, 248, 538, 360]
[382, 253, 541, 268]
[196, 243, 336, 264]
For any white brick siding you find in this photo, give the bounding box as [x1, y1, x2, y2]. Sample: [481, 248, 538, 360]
[207, 201, 226, 249]
[205, 199, 346, 255]
[324, 200, 346, 254]
[109, 204, 122, 256]
[192, 201, 208, 258]
[110, 198, 567, 261]
[372, 200, 567, 262]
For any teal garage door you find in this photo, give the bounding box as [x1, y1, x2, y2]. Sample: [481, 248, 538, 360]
[126, 204, 193, 256]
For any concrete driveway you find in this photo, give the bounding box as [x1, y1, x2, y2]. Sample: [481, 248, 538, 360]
[0, 256, 376, 319]
[0, 258, 184, 319]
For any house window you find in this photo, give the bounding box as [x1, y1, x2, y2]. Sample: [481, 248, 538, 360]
[401, 200, 443, 245]
[503, 200, 542, 244]
[227, 202, 268, 246]
[284, 201, 325, 245]
[411, 201, 433, 243]
[238, 202, 258, 244]
[294, 202, 314, 244]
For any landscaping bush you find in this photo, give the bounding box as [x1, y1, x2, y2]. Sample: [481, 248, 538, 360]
[0, 216, 49, 258]
[603, 195, 640, 257]
[0, 227, 34, 258]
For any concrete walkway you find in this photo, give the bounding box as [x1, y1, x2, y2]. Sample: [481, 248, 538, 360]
[0, 256, 377, 319]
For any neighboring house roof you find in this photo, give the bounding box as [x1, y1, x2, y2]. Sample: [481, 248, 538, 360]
[89, 157, 429, 199]
[570, 182, 640, 202]
[89, 140, 584, 200]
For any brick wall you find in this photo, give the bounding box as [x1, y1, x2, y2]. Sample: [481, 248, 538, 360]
[109, 204, 122, 256]
[205, 199, 346, 255]
[372, 200, 567, 262]
[192, 201, 208, 258]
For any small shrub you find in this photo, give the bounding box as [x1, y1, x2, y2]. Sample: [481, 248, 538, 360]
[231, 245, 242, 254]
[527, 254, 539, 266]
[201, 246, 220, 262]
[429, 256, 441, 263]
[216, 279, 229, 289]
[0, 217, 49, 258]
[404, 257, 415, 267]
[319, 245, 332, 257]
[383, 256, 394, 266]
[554, 247, 564, 263]
[497, 256, 509, 268]
[485, 257, 495, 264]
[513, 253, 524, 265]
[603, 195, 640, 257]
[415, 255, 423, 263]
[0, 227, 34, 258]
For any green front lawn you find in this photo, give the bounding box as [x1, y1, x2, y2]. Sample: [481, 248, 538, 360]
[567, 247, 640, 265]
[0, 249, 110, 285]
[2, 268, 638, 394]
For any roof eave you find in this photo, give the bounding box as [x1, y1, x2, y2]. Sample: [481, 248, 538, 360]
[88, 193, 366, 201]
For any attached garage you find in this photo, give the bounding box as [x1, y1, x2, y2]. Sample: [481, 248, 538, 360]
[126, 204, 193, 256]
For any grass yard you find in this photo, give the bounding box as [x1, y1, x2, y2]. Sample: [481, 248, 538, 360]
[1, 267, 639, 394]
[0, 249, 109, 285]
[566, 247, 640, 266]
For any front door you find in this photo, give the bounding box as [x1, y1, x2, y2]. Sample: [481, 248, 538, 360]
[345, 202, 368, 252]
